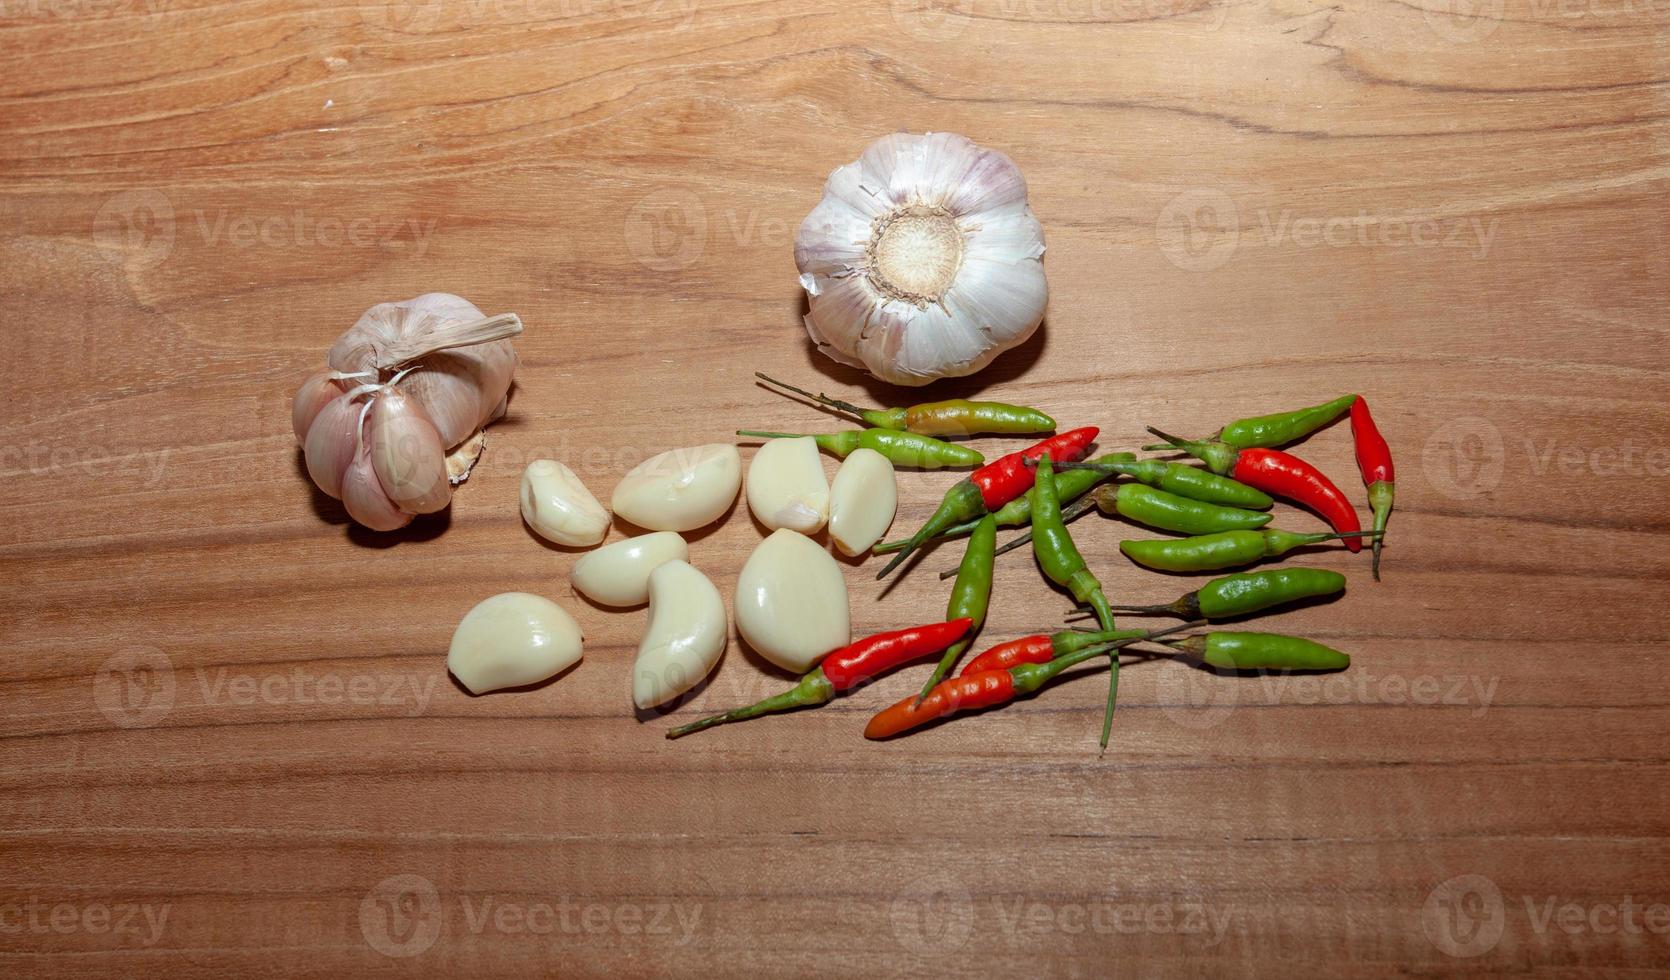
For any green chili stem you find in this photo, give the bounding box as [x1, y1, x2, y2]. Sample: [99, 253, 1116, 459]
[736, 429, 802, 440]
[665, 671, 832, 739]
[753, 372, 872, 420]
[938, 494, 1096, 580]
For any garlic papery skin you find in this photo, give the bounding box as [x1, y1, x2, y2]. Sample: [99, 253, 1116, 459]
[795, 132, 1047, 386]
[611, 444, 742, 532]
[745, 437, 830, 534]
[633, 560, 727, 710]
[448, 592, 583, 694]
[828, 448, 896, 556]
[571, 532, 688, 607]
[293, 293, 521, 530]
[520, 460, 609, 547]
[734, 528, 850, 673]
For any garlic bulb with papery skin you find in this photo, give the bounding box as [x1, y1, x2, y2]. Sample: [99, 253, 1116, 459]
[795, 132, 1047, 386]
[292, 293, 521, 531]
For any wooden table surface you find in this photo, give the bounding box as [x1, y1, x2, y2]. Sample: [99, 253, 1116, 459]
[5, 0, 1669, 975]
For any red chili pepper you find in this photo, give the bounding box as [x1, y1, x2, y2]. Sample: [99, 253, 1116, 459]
[866, 629, 1190, 740]
[969, 427, 1100, 510]
[875, 427, 1098, 579]
[666, 619, 971, 738]
[1145, 428, 1364, 552]
[958, 635, 1056, 675]
[864, 669, 1016, 739]
[1349, 398, 1395, 580]
[958, 622, 1200, 676]
[821, 619, 974, 690]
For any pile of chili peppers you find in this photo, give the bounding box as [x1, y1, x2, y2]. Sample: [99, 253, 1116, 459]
[667, 380, 1397, 749]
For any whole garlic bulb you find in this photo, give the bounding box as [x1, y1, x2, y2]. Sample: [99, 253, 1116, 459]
[292, 293, 521, 531]
[794, 132, 1047, 386]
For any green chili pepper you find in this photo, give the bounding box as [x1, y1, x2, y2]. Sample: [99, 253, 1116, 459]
[754, 373, 1056, 436]
[1031, 454, 1120, 749]
[1104, 568, 1347, 619]
[872, 452, 1135, 554]
[955, 482, 1271, 579]
[735, 428, 983, 469]
[916, 515, 996, 704]
[1120, 528, 1383, 573]
[1216, 394, 1358, 449]
[1164, 631, 1350, 671]
[1094, 484, 1271, 535]
[1056, 459, 1273, 509]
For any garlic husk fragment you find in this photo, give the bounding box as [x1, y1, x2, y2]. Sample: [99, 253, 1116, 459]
[292, 293, 520, 529]
[520, 459, 610, 547]
[633, 560, 727, 709]
[795, 132, 1047, 386]
[828, 448, 896, 556]
[734, 529, 850, 673]
[745, 437, 830, 533]
[448, 592, 583, 694]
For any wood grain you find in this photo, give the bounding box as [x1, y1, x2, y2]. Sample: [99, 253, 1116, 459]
[3, 0, 1668, 974]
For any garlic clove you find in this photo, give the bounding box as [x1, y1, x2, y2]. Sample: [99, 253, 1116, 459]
[632, 560, 727, 709]
[302, 394, 362, 500]
[611, 444, 741, 532]
[292, 370, 344, 445]
[570, 531, 688, 607]
[520, 459, 610, 547]
[745, 437, 830, 534]
[369, 389, 451, 515]
[828, 448, 896, 557]
[342, 444, 414, 532]
[734, 528, 850, 673]
[448, 592, 583, 694]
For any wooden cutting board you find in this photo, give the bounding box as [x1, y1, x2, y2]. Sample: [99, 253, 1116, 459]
[3, 0, 1667, 975]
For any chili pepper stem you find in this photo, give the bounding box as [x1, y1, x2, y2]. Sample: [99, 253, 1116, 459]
[938, 494, 1095, 580]
[736, 429, 803, 440]
[665, 671, 833, 739]
[1367, 480, 1394, 581]
[752, 372, 872, 421]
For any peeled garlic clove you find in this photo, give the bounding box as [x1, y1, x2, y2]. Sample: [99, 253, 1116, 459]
[341, 444, 414, 532]
[633, 560, 727, 709]
[571, 531, 688, 607]
[520, 459, 609, 547]
[448, 592, 583, 694]
[611, 444, 741, 532]
[745, 437, 830, 533]
[302, 394, 362, 500]
[828, 448, 897, 556]
[370, 389, 451, 515]
[735, 528, 850, 673]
